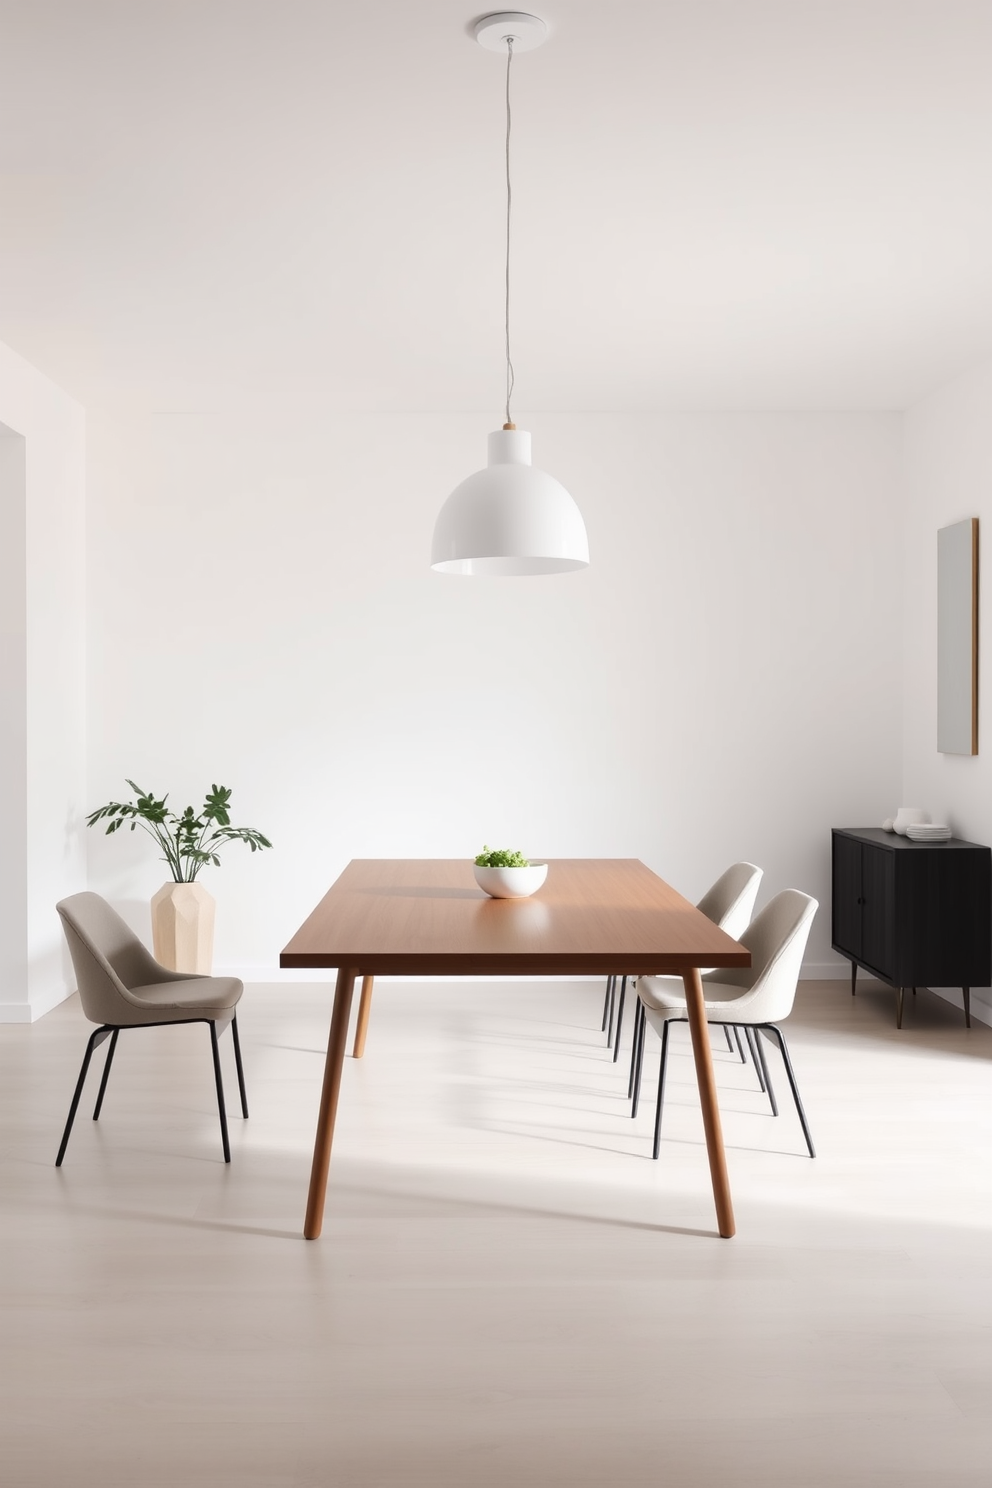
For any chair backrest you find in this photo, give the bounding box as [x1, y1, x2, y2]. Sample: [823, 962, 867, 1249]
[56, 892, 163, 1025]
[705, 888, 818, 1023]
[696, 861, 763, 939]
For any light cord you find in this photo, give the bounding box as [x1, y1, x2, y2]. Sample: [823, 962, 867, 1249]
[504, 36, 515, 426]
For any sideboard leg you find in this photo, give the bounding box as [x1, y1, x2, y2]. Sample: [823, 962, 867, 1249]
[963, 987, 971, 1029]
[895, 986, 904, 1029]
[850, 961, 857, 996]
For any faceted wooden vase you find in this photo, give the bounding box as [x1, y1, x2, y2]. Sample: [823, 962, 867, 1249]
[150, 881, 215, 973]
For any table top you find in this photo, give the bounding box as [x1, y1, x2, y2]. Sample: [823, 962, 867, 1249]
[279, 858, 751, 977]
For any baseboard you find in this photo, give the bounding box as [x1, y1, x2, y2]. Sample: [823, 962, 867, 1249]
[0, 983, 73, 1024]
[35, 964, 987, 1028]
[0, 1002, 34, 1024]
[799, 960, 853, 981]
[15, 965, 984, 1021]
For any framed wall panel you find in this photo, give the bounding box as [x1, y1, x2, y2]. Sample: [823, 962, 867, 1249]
[937, 516, 978, 755]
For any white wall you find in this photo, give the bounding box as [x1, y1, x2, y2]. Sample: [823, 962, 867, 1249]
[903, 356, 992, 1023]
[0, 426, 28, 1012]
[84, 409, 903, 976]
[0, 340, 86, 1021]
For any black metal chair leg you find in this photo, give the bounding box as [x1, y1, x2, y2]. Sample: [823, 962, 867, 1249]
[230, 1014, 249, 1118]
[851, 960, 857, 996]
[733, 1024, 747, 1063]
[631, 1000, 649, 1117]
[56, 1026, 113, 1166]
[209, 1022, 232, 1163]
[963, 987, 971, 1029]
[763, 1025, 815, 1158]
[612, 976, 627, 1062]
[601, 976, 612, 1032]
[606, 976, 617, 1044]
[753, 1028, 778, 1115]
[628, 998, 644, 1100]
[92, 1028, 120, 1119]
[652, 1020, 673, 1160]
[744, 1026, 767, 1095]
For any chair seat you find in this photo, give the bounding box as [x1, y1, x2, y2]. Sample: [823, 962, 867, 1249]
[127, 976, 244, 1022]
[636, 974, 679, 1012]
[639, 975, 750, 1023]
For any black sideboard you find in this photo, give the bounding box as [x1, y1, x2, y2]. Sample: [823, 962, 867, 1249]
[831, 827, 991, 1028]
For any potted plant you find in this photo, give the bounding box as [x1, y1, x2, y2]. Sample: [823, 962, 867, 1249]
[86, 781, 272, 973]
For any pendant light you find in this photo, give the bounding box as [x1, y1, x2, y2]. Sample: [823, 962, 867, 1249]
[431, 12, 590, 577]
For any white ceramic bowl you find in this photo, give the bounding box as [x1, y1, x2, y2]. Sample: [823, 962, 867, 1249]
[473, 862, 548, 899]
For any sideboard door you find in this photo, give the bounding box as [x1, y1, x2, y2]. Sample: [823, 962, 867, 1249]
[831, 831, 863, 962]
[860, 843, 895, 979]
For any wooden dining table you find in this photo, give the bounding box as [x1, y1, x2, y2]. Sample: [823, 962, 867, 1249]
[280, 858, 751, 1240]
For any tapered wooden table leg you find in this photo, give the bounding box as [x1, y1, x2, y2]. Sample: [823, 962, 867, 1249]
[304, 966, 357, 1240]
[682, 966, 735, 1239]
[352, 975, 375, 1058]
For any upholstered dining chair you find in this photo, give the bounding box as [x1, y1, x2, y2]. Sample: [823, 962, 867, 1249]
[55, 892, 247, 1166]
[619, 861, 763, 1083]
[634, 888, 817, 1160]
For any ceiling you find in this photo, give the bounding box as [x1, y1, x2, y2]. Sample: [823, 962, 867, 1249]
[3, 0, 992, 415]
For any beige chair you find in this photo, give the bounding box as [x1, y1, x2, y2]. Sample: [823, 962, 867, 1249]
[55, 892, 247, 1165]
[635, 888, 818, 1159]
[623, 861, 764, 1088]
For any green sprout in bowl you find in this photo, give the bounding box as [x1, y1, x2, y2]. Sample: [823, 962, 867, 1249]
[474, 845, 530, 868]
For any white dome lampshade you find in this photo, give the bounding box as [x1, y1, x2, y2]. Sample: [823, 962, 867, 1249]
[431, 427, 589, 576]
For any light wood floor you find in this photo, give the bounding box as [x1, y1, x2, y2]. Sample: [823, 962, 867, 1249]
[2, 977, 990, 1487]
